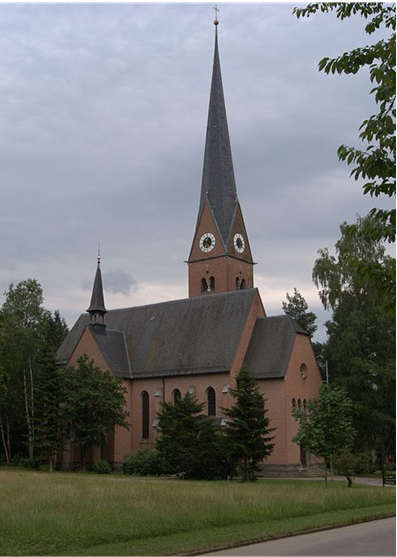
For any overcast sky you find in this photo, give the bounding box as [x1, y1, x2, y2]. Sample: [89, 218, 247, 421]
[0, 2, 393, 342]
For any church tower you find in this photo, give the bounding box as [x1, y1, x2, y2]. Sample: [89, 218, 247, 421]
[188, 20, 255, 298]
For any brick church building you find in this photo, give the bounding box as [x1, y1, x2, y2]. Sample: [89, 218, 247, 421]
[57, 22, 322, 472]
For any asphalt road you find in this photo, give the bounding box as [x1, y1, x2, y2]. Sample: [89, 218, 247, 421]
[204, 517, 396, 556]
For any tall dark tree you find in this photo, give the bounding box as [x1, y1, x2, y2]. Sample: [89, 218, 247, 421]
[294, 2, 396, 310]
[282, 288, 317, 338]
[156, 392, 231, 479]
[223, 366, 275, 481]
[62, 355, 130, 470]
[313, 215, 395, 466]
[34, 359, 65, 471]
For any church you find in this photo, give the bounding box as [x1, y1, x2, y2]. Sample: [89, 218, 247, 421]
[56, 21, 322, 473]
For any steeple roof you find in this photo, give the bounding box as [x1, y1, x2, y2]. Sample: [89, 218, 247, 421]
[198, 26, 237, 246]
[87, 256, 107, 315]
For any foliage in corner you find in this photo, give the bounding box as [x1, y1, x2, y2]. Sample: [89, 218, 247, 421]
[294, 2, 396, 310]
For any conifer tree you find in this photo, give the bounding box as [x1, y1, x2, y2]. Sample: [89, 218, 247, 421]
[156, 392, 231, 480]
[282, 288, 317, 338]
[34, 355, 66, 472]
[223, 366, 275, 481]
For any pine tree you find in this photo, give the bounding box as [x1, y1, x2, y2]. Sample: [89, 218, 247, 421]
[156, 392, 231, 480]
[34, 355, 66, 471]
[223, 366, 275, 481]
[282, 288, 317, 338]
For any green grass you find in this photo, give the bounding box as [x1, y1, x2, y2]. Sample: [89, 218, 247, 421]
[0, 470, 394, 556]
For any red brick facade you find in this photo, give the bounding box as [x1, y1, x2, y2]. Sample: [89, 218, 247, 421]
[60, 289, 322, 471]
[188, 202, 255, 298]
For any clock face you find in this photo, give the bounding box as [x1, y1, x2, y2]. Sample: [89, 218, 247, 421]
[199, 233, 216, 253]
[234, 233, 245, 254]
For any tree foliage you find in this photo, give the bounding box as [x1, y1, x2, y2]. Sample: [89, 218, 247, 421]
[156, 392, 231, 479]
[282, 288, 317, 337]
[223, 366, 275, 481]
[0, 279, 68, 464]
[34, 356, 66, 472]
[293, 384, 356, 474]
[333, 446, 363, 487]
[312, 214, 395, 464]
[294, 2, 396, 308]
[61, 355, 130, 469]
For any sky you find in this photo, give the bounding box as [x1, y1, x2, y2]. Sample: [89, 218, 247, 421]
[0, 2, 393, 343]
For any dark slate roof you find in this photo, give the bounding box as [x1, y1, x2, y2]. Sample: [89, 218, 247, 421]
[57, 289, 258, 378]
[244, 316, 308, 379]
[87, 262, 107, 314]
[198, 27, 237, 246]
[89, 326, 131, 378]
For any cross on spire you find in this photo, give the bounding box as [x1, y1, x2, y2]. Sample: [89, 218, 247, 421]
[213, 4, 219, 25]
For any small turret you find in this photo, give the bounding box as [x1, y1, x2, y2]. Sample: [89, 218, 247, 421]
[87, 251, 107, 329]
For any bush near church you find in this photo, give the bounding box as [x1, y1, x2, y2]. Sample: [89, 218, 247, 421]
[123, 449, 170, 476]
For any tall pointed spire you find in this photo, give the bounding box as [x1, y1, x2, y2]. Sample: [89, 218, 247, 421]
[87, 250, 107, 327]
[198, 21, 237, 245]
[188, 16, 255, 298]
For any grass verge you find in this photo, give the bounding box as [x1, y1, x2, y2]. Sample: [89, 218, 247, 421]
[0, 470, 394, 556]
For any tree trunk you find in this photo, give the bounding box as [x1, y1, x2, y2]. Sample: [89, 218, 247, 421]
[81, 444, 86, 471]
[23, 370, 34, 459]
[49, 456, 53, 473]
[0, 415, 11, 465]
[324, 461, 328, 486]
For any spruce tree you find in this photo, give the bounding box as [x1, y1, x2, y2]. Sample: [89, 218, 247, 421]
[282, 288, 317, 338]
[223, 366, 275, 481]
[156, 392, 231, 479]
[34, 355, 66, 471]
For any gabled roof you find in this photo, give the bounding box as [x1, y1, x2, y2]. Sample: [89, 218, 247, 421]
[89, 327, 131, 378]
[57, 289, 259, 378]
[244, 316, 308, 379]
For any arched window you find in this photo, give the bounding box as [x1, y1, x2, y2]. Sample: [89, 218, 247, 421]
[207, 387, 216, 416]
[298, 398, 302, 410]
[209, 276, 215, 291]
[303, 399, 307, 411]
[240, 279, 246, 290]
[201, 278, 207, 293]
[173, 389, 181, 404]
[292, 398, 296, 408]
[141, 391, 149, 439]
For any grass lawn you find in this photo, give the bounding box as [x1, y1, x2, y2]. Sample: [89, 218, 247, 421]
[0, 469, 395, 556]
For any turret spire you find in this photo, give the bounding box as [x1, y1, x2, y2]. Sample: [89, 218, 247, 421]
[87, 251, 107, 327]
[198, 21, 237, 246]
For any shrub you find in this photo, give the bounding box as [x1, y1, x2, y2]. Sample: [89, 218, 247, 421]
[92, 460, 112, 474]
[19, 457, 41, 470]
[123, 449, 169, 476]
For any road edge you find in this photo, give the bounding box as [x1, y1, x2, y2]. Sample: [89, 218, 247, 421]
[184, 513, 396, 556]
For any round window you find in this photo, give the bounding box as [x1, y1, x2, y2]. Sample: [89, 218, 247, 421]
[300, 364, 308, 379]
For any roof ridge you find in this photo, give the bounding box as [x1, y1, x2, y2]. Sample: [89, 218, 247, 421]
[105, 288, 258, 314]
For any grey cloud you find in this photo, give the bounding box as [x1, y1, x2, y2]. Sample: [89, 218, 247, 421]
[103, 270, 138, 296]
[0, 3, 391, 345]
